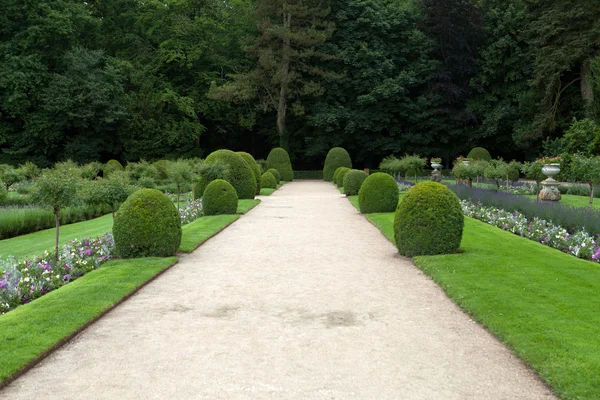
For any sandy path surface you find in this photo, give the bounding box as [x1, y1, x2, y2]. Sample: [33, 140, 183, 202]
[1, 181, 556, 399]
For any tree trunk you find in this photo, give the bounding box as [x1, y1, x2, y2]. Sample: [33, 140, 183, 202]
[581, 60, 594, 102]
[54, 209, 60, 263]
[590, 182, 594, 207]
[277, 11, 291, 150]
[177, 186, 180, 212]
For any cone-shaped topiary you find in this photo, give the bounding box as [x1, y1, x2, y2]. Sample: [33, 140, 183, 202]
[104, 159, 124, 178]
[334, 167, 351, 187]
[358, 172, 399, 214]
[260, 172, 277, 189]
[394, 181, 463, 256]
[237, 152, 262, 195]
[113, 188, 181, 258]
[203, 179, 238, 216]
[343, 170, 368, 196]
[266, 168, 280, 184]
[267, 148, 294, 181]
[323, 147, 352, 181]
[204, 149, 256, 199]
[467, 147, 492, 161]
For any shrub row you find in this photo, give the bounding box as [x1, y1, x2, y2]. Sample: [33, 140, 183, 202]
[293, 170, 323, 180]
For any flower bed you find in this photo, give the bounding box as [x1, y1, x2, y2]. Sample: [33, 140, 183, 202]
[461, 200, 600, 262]
[0, 234, 114, 314]
[180, 199, 203, 225]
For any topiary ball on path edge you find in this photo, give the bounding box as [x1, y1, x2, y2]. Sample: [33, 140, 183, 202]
[204, 149, 256, 200]
[467, 147, 492, 161]
[266, 168, 281, 184]
[344, 169, 368, 196]
[334, 167, 351, 187]
[267, 148, 294, 181]
[203, 179, 238, 216]
[358, 172, 399, 214]
[394, 181, 464, 257]
[323, 147, 352, 182]
[260, 172, 277, 189]
[237, 151, 262, 195]
[113, 188, 182, 258]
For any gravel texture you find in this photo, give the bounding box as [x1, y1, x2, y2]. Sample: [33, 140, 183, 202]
[1, 181, 556, 399]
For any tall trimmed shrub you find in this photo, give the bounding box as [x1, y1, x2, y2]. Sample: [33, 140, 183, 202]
[358, 172, 399, 214]
[267, 148, 294, 181]
[113, 188, 182, 258]
[204, 149, 256, 199]
[261, 172, 277, 189]
[266, 168, 281, 184]
[237, 152, 262, 195]
[467, 147, 492, 161]
[394, 182, 463, 256]
[343, 170, 368, 196]
[203, 179, 238, 216]
[323, 147, 352, 182]
[334, 167, 351, 187]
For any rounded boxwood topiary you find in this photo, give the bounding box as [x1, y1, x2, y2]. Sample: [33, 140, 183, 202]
[335, 167, 351, 187]
[260, 172, 277, 189]
[394, 181, 464, 257]
[266, 168, 281, 184]
[237, 151, 262, 195]
[333, 167, 343, 186]
[113, 188, 182, 258]
[267, 148, 294, 181]
[323, 147, 352, 182]
[104, 159, 124, 178]
[467, 147, 492, 161]
[358, 172, 399, 214]
[343, 169, 368, 196]
[204, 149, 256, 199]
[203, 179, 238, 216]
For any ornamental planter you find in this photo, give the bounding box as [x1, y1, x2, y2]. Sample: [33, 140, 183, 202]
[461, 160, 470, 166]
[431, 162, 442, 171]
[539, 163, 561, 201]
[431, 161, 442, 182]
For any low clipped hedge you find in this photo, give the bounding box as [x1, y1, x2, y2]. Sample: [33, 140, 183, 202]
[323, 147, 352, 182]
[266, 168, 281, 184]
[467, 147, 492, 161]
[237, 151, 262, 195]
[293, 170, 323, 179]
[358, 172, 399, 214]
[203, 179, 238, 216]
[204, 149, 256, 199]
[394, 181, 463, 256]
[113, 188, 182, 258]
[343, 170, 368, 196]
[260, 172, 277, 189]
[334, 167, 351, 187]
[267, 148, 294, 181]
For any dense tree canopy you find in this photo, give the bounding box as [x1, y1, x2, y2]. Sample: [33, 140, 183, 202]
[1, 0, 600, 168]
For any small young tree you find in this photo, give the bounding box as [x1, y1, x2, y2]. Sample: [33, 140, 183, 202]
[521, 161, 546, 201]
[0, 165, 24, 191]
[379, 156, 405, 180]
[31, 170, 81, 261]
[168, 160, 193, 211]
[567, 154, 600, 207]
[84, 176, 133, 218]
[452, 163, 479, 187]
[399, 155, 427, 182]
[484, 160, 507, 190]
[18, 161, 40, 182]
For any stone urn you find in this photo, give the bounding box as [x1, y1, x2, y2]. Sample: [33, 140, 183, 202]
[461, 160, 470, 166]
[539, 163, 561, 201]
[431, 162, 442, 172]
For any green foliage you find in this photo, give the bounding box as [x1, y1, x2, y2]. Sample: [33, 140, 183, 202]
[0, 165, 23, 190]
[266, 148, 294, 181]
[260, 172, 277, 189]
[452, 162, 480, 182]
[256, 159, 269, 174]
[17, 162, 40, 181]
[293, 170, 323, 179]
[79, 162, 101, 180]
[567, 154, 600, 185]
[113, 189, 182, 258]
[394, 182, 464, 256]
[237, 151, 262, 195]
[343, 170, 368, 196]
[332, 167, 343, 187]
[323, 147, 352, 181]
[334, 167, 351, 187]
[202, 179, 238, 216]
[467, 147, 492, 161]
[104, 160, 124, 178]
[193, 160, 230, 201]
[125, 160, 158, 182]
[358, 172, 399, 214]
[84, 177, 133, 216]
[0, 185, 6, 201]
[153, 160, 171, 182]
[266, 168, 281, 184]
[205, 150, 256, 199]
[564, 118, 600, 156]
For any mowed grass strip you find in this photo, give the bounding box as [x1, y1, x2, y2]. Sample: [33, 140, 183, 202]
[347, 193, 600, 399]
[179, 215, 240, 253]
[526, 193, 600, 209]
[0, 214, 113, 260]
[0, 257, 178, 387]
[259, 188, 276, 196]
[237, 199, 261, 214]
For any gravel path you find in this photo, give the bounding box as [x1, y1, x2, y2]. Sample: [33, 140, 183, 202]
[1, 181, 556, 399]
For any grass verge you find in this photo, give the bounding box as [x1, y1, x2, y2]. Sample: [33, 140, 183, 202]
[237, 199, 261, 214]
[260, 188, 276, 196]
[0, 256, 178, 388]
[179, 215, 240, 253]
[526, 193, 600, 209]
[348, 194, 600, 399]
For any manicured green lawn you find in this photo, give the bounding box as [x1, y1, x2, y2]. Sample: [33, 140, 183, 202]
[260, 188, 276, 196]
[179, 215, 240, 253]
[348, 195, 600, 399]
[0, 257, 178, 387]
[0, 214, 114, 260]
[526, 193, 600, 209]
[237, 199, 260, 214]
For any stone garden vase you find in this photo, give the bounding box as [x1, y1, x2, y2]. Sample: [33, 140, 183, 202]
[539, 163, 561, 201]
[541, 163, 560, 181]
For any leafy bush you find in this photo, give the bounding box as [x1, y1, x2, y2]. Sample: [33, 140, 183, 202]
[260, 172, 277, 189]
[113, 188, 182, 258]
[0, 185, 6, 201]
[204, 149, 256, 199]
[266, 168, 281, 184]
[256, 159, 269, 174]
[267, 147, 294, 181]
[334, 167, 351, 187]
[84, 177, 133, 217]
[358, 172, 399, 214]
[323, 147, 352, 181]
[343, 170, 368, 196]
[0, 165, 23, 191]
[237, 151, 262, 195]
[153, 160, 171, 182]
[17, 161, 40, 181]
[138, 176, 156, 188]
[467, 147, 492, 161]
[394, 182, 464, 256]
[103, 159, 124, 178]
[126, 160, 158, 182]
[564, 118, 600, 156]
[202, 179, 238, 216]
[193, 160, 229, 200]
